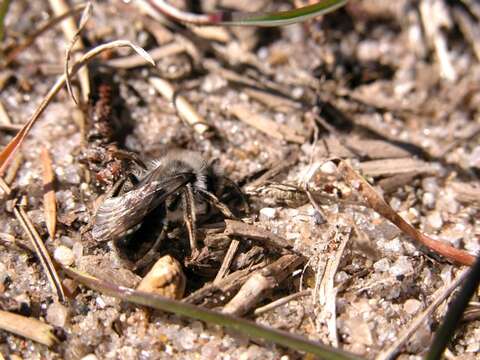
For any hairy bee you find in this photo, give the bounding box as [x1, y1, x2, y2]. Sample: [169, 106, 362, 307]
[91, 149, 242, 264]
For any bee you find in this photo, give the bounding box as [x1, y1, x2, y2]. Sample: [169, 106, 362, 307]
[91, 149, 244, 265]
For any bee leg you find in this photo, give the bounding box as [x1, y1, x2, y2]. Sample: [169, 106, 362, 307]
[133, 221, 169, 273]
[182, 183, 198, 255]
[220, 176, 251, 215]
[197, 188, 235, 219]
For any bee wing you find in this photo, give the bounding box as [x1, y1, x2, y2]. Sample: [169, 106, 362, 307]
[92, 174, 191, 242]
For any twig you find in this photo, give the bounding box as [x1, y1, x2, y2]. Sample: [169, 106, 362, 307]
[376, 267, 471, 360]
[149, 77, 210, 135]
[40, 147, 57, 239]
[224, 219, 292, 255]
[0, 310, 58, 347]
[13, 206, 65, 302]
[254, 289, 311, 316]
[184, 265, 261, 307]
[214, 239, 239, 285]
[222, 254, 304, 316]
[336, 160, 475, 266]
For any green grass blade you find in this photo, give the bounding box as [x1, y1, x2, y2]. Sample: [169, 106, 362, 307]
[65, 267, 363, 360]
[224, 0, 348, 27]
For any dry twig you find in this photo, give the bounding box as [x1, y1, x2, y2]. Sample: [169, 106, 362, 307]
[337, 160, 475, 266]
[224, 220, 292, 255]
[214, 239, 239, 285]
[0, 310, 58, 347]
[222, 254, 304, 316]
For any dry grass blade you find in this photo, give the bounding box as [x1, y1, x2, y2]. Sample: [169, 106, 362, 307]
[376, 267, 470, 360]
[0, 40, 155, 175]
[337, 160, 475, 266]
[0, 177, 10, 196]
[318, 227, 350, 347]
[0, 310, 58, 346]
[0, 100, 12, 125]
[4, 4, 86, 65]
[150, 77, 210, 135]
[13, 206, 65, 302]
[49, 0, 90, 102]
[65, 2, 93, 105]
[230, 103, 306, 144]
[41, 147, 57, 239]
[107, 42, 185, 69]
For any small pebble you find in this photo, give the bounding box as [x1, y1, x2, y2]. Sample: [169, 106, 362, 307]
[46, 302, 69, 327]
[373, 258, 390, 273]
[54, 245, 75, 267]
[422, 192, 435, 209]
[389, 256, 414, 277]
[81, 355, 99, 360]
[404, 299, 422, 315]
[320, 161, 337, 174]
[427, 212, 443, 230]
[259, 207, 277, 221]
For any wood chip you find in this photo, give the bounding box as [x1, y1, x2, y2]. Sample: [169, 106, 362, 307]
[0, 310, 58, 347]
[230, 103, 306, 144]
[41, 147, 57, 239]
